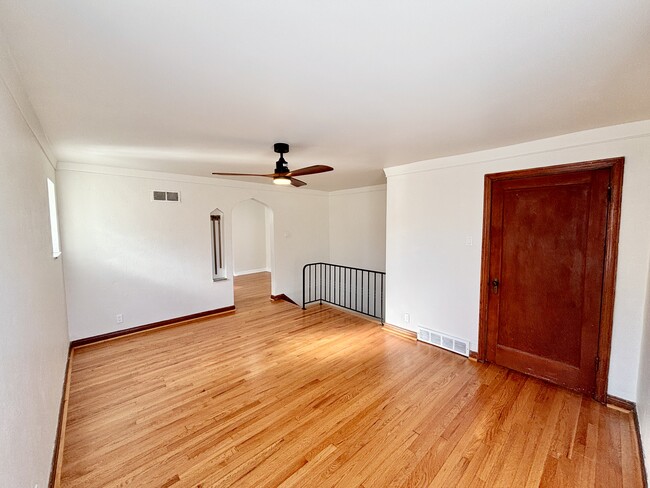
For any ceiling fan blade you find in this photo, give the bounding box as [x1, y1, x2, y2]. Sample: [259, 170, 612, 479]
[290, 178, 307, 187]
[212, 172, 274, 177]
[286, 165, 333, 177]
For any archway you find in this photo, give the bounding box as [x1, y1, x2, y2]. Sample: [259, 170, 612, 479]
[231, 199, 274, 306]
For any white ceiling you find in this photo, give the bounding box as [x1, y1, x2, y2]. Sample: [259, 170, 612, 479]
[1, 1, 649, 190]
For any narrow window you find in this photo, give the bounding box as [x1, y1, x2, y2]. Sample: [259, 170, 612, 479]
[47, 178, 61, 258]
[211, 209, 226, 280]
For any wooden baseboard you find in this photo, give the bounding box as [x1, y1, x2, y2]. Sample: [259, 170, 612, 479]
[49, 346, 73, 488]
[631, 405, 649, 487]
[607, 394, 636, 412]
[382, 323, 417, 341]
[605, 395, 647, 485]
[270, 294, 298, 306]
[469, 350, 479, 361]
[70, 305, 236, 348]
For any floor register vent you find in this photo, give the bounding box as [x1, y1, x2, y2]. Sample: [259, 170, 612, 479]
[417, 327, 470, 357]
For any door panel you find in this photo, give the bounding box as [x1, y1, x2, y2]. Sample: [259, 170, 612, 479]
[486, 168, 610, 394]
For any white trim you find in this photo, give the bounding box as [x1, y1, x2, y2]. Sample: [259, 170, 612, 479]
[0, 29, 58, 169]
[383, 120, 650, 178]
[328, 184, 387, 196]
[233, 268, 271, 276]
[57, 162, 330, 196]
[47, 178, 61, 257]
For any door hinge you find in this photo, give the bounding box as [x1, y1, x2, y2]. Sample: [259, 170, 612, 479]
[595, 356, 600, 371]
[607, 186, 612, 202]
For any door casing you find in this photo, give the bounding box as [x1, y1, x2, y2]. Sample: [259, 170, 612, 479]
[477, 157, 624, 403]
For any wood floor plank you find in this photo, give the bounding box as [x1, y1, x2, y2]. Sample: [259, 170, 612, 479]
[57, 272, 645, 487]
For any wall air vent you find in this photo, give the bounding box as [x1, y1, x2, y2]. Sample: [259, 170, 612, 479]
[152, 191, 181, 202]
[417, 326, 469, 357]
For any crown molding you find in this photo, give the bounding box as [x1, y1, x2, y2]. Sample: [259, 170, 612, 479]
[328, 184, 386, 196]
[56, 162, 330, 196]
[384, 120, 650, 178]
[0, 27, 58, 169]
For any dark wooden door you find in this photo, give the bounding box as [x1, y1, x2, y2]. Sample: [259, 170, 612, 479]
[485, 168, 611, 394]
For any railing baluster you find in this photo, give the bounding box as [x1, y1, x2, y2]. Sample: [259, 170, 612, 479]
[355, 270, 358, 312]
[326, 264, 328, 302]
[343, 268, 346, 308]
[359, 270, 362, 312]
[302, 265, 306, 309]
[366, 271, 369, 314]
[366, 271, 369, 315]
[338, 267, 341, 306]
[356, 269, 359, 311]
[381, 273, 384, 324]
[335, 266, 338, 306]
[373, 272, 377, 318]
[348, 268, 352, 309]
[327, 264, 330, 302]
[327, 265, 333, 302]
[326, 264, 329, 303]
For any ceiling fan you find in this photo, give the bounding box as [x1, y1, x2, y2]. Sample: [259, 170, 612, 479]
[212, 143, 333, 187]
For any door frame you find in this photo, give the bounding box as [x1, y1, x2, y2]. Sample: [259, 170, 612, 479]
[477, 157, 624, 403]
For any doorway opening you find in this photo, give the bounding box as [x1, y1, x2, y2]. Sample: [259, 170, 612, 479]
[478, 158, 624, 403]
[232, 199, 274, 308]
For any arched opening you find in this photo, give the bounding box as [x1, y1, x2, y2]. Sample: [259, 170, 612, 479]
[232, 199, 274, 306]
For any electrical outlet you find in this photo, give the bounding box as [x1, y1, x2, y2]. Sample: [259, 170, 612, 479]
[116, 314, 123, 324]
[404, 313, 410, 324]
[465, 236, 473, 246]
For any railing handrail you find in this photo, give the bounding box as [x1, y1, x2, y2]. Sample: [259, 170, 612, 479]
[302, 262, 386, 324]
[302, 262, 386, 275]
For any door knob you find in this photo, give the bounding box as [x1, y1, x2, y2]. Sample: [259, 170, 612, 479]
[492, 278, 500, 294]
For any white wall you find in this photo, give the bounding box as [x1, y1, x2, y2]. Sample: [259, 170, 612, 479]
[232, 199, 270, 275]
[329, 185, 387, 271]
[57, 164, 329, 340]
[636, 261, 650, 470]
[0, 33, 69, 488]
[384, 121, 650, 401]
[265, 206, 273, 271]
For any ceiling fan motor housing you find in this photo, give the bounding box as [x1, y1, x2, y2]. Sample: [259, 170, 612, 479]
[274, 143, 290, 173]
[275, 157, 289, 174]
[273, 142, 289, 154]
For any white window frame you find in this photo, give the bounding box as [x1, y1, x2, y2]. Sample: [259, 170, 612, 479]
[47, 178, 61, 258]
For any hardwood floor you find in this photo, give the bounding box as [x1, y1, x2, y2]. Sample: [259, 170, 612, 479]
[58, 272, 644, 487]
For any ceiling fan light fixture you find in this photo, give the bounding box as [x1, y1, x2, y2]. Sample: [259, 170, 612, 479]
[211, 143, 333, 187]
[273, 175, 292, 185]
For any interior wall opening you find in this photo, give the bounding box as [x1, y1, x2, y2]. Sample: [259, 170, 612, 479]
[232, 199, 274, 305]
[210, 208, 226, 281]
